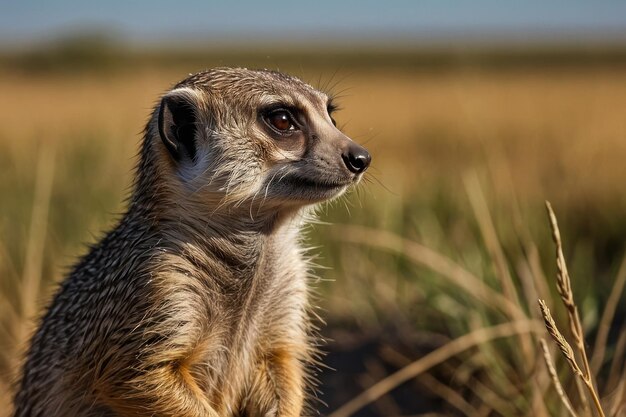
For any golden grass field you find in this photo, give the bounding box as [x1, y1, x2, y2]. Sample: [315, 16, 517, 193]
[0, 52, 625, 416]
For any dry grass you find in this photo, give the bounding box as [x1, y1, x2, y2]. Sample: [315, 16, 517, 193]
[540, 338, 578, 417]
[328, 197, 625, 416]
[547, 202, 598, 411]
[538, 202, 622, 417]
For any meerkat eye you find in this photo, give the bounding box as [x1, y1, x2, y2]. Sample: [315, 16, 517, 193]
[265, 110, 297, 133]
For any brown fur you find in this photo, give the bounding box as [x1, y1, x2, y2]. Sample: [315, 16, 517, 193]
[13, 68, 370, 417]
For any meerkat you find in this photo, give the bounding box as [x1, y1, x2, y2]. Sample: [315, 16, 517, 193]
[13, 68, 370, 417]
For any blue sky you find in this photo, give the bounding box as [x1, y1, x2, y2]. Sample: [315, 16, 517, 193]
[2, 1, 626, 45]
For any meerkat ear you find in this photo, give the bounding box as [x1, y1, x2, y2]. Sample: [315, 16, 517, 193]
[158, 92, 198, 162]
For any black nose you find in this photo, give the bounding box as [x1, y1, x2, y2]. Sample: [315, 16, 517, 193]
[342, 144, 371, 174]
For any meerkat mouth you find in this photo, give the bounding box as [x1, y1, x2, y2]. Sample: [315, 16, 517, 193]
[273, 174, 355, 202]
[257, 169, 356, 205]
[280, 170, 359, 192]
[284, 175, 351, 190]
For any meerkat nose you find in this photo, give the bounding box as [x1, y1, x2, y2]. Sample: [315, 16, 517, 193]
[342, 143, 371, 174]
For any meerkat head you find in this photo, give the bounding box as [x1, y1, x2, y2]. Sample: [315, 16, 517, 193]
[151, 67, 370, 217]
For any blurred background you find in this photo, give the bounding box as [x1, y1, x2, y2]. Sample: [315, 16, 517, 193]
[1, 1, 625, 416]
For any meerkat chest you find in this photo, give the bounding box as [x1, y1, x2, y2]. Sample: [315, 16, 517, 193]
[225, 244, 309, 351]
[202, 242, 310, 408]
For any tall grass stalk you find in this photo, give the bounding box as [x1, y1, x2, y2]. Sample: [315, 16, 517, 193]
[541, 202, 606, 417]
